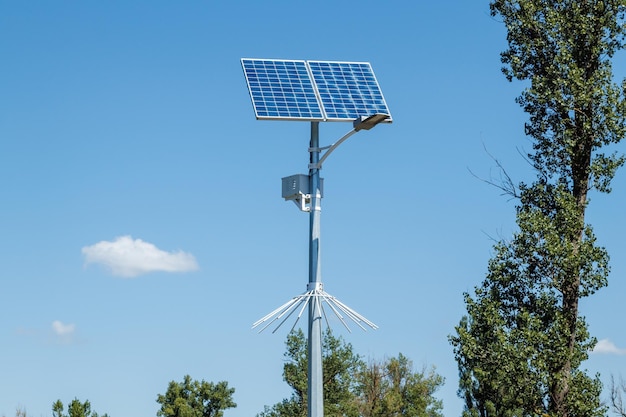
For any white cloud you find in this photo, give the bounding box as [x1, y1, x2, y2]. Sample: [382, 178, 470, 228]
[52, 320, 75, 336]
[82, 235, 199, 278]
[592, 339, 626, 355]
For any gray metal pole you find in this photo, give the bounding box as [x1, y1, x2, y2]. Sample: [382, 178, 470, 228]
[307, 121, 323, 417]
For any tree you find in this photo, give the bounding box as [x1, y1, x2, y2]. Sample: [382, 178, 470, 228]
[258, 328, 363, 417]
[156, 375, 236, 417]
[611, 375, 626, 417]
[450, 1, 626, 417]
[52, 399, 109, 417]
[258, 329, 444, 417]
[356, 353, 444, 417]
[2, 407, 28, 417]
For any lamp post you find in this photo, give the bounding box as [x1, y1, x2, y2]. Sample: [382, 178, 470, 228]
[242, 58, 391, 417]
[308, 121, 323, 417]
[252, 116, 388, 416]
[304, 116, 389, 417]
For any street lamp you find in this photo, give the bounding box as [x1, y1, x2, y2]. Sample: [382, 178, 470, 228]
[242, 59, 392, 417]
[354, 113, 391, 131]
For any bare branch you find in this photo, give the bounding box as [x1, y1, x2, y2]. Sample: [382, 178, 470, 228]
[468, 142, 520, 199]
[611, 374, 626, 417]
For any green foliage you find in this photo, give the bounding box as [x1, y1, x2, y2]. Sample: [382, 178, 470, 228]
[258, 328, 363, 417]
[451, 1, 626, 417]
[258, 329, 444, 417]
[156, 375, 236, 417]
[490, 0, 626, 194]
[51, 399, 109, 417]
[356, 353, 444, 417]
[451, 172, 609, 417]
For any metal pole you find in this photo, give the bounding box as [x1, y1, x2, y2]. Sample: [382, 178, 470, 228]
[307, 121, 323, 417]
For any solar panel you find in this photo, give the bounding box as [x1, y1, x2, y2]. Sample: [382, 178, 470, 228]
[241, 58, 324, 121]
[241, 58, 392, 123]
[307, 61, 391, 122]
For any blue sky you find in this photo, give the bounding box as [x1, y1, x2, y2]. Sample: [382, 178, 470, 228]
[1, 2, 625, 416]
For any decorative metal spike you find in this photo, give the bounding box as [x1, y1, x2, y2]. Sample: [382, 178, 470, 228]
[252, 287, 378, 334]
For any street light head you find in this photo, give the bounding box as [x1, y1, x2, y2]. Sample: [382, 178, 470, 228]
[353, 113, 391, 131]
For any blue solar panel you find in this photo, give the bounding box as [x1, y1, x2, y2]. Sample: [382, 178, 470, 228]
[241, 58, 392, 122]
[241, 59, 324, 121]
[307, 61, 391, 121]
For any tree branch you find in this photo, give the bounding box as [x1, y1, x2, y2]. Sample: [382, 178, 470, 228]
[611, 375, 626, 417]
[468, 142, 520, 199]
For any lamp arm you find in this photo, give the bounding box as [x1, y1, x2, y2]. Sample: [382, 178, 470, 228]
[309, 128, 357, 170]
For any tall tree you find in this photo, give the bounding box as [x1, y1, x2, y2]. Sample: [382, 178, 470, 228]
[450, 2, 626, 417]
[258, 329, 444, 417]
[356, 353, 444, 417]
[156, 375, 236, 417]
